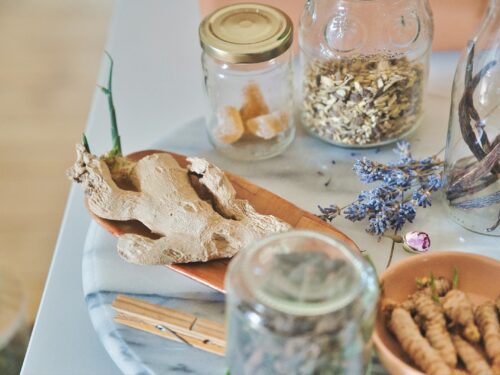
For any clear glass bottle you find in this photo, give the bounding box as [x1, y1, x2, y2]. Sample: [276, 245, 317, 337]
[225, 231, 379, 375]
[299, 0, 433, 148]
[199, 4, 295, 161]
[444, 0, 500, 236]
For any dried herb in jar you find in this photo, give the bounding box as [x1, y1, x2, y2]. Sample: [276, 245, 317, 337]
[302, 55, 424, 146]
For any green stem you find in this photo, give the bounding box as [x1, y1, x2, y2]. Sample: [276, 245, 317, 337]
[102, 51, 122, 156]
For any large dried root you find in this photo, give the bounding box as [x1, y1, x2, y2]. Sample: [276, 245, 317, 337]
[412, 292, 457, 367]
[68, 144, 291, 264]
[475, 301, 500, 374]
[443, 290, 481, 343]
[452, 334, 493, 375]
[388, 306, 452, 375]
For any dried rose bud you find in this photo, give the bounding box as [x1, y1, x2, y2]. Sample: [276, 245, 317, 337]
[403, 231, 431, 253]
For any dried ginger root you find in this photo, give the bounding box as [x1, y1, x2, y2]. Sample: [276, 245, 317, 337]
[475, 301, 500, 374]
[388, 306, 452, 375]
[67, 144, 291, 265]
[452, 334, 493, 375]
[213, 106, 245, 144]
[443, 290, 481, 343]
[239, 82, 269, 122]
[246, 111, 288, 140]
[412, 292, 457, 367]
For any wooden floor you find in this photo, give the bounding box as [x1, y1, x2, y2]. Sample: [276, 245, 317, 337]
[0, 0, 112, 322]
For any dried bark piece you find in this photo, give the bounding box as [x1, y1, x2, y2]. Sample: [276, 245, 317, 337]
[452, 334, 493, 375]
[388, 307, 452, 375]
[413, 292, 457, 367]
[443, 290, 481, 343]
[475, 301, 500, 374]
[246, 111, 288, 140]
[213, 106, 245, 144]
[68, 144, 291, 265]
[239, 82, 269, 122]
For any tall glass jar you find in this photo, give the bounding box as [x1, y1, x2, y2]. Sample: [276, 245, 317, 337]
[199, 4, 295, 161]
[299, 0, 433, 148]
[225, 231, 379, 375]
[444, 0, 500, 236]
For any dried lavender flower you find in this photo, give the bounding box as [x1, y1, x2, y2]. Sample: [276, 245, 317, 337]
[319, 141, 443, 235]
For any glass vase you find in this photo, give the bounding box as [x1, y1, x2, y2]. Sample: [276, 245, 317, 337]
[444, 0, 500, 235]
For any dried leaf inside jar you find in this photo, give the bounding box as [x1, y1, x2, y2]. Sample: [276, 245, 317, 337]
[302, 55, 424, 146]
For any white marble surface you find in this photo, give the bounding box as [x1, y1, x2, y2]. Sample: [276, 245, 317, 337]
[82, 115, 499, 374]
[22, 1, 500, 374]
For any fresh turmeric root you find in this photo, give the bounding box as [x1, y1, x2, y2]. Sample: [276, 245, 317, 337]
[475, 301, 500, 374]
[452, 334, 493, 375]
[443, 290, 481, 343]
[413, 292, 457, 367]
[388, 306, 452, 375]
[416, 276, 452, 297]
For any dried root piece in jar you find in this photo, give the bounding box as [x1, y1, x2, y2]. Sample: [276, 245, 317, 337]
[496, 295, 500, 314]
[413, 292, 457, 367]
[443, 290, 481, 343]
[475, 301, 500, 374]
[388, 306, 452, 375]
[213, 106, 245, 144]
[239, 82, 269, 121]
[246, 112, 288, 140]
[452, 334, 493, 375]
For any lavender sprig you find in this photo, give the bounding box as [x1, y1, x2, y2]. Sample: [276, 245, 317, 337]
[319, 141, 443, 235]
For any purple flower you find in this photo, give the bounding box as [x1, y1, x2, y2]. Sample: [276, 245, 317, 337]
[317, 204, 340, 222]
[394, 140, 413, 162]
[412, 189, 433, 207]
[403, 231, 431, 253]
[353, 158, 384, 183]
[317, 141, 444, 236]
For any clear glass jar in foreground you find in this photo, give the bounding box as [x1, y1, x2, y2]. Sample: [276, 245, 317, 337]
[225, 231, 379, 375]
[299, 0, 433, 148]
[444, 0, 500, 236]
[0, 271, 29, 375]
[199, 3, 295, 161]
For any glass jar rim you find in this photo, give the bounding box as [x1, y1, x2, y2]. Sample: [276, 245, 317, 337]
[236, 230, 366, 316]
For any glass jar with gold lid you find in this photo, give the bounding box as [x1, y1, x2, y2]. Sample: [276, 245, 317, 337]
[199, 3, 295, 160]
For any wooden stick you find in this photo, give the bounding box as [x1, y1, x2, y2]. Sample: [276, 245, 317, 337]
[112, 294, 226, 356]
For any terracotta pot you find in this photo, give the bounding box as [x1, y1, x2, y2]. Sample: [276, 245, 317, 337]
[373, 251, 500, 375]
[199, 0, 488, 52]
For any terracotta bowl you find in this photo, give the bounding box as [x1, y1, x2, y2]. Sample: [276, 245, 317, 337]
[373, 251, 500, 375]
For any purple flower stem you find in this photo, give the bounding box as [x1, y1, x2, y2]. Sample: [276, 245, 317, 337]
[385, 229, 399, 269]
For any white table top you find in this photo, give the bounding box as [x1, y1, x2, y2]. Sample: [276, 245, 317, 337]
[21, 1, 496, 374]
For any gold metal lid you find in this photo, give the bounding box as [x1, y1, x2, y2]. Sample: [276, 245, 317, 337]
[199, 3, 293, 64]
